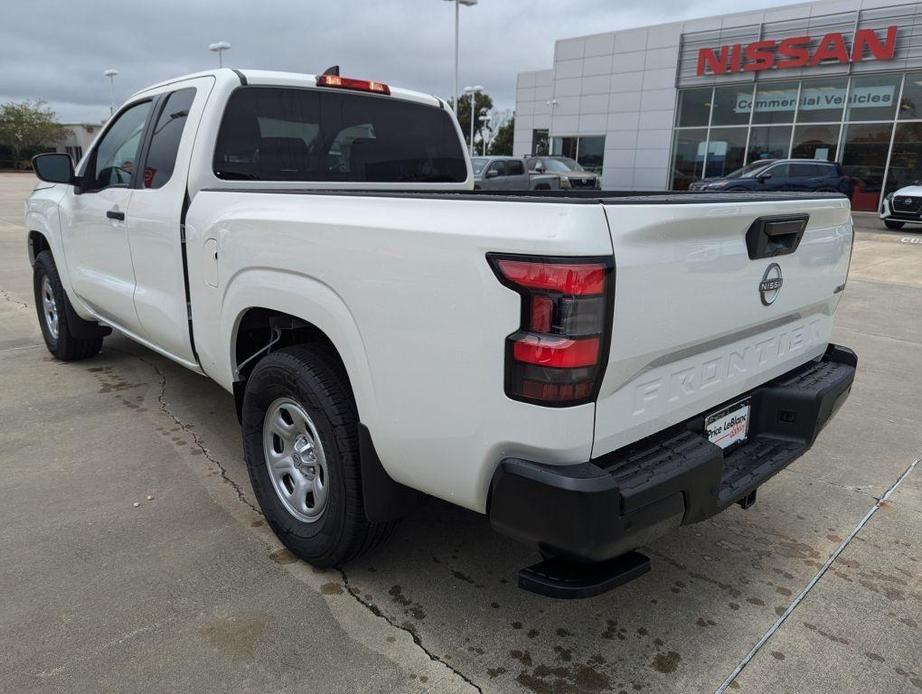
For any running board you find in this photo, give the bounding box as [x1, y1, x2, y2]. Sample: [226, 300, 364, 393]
[518, 551, 651, 599]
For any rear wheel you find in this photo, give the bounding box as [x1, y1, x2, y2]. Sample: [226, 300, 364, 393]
[885, 220, 905, 230]
[33, 251, 104, 361]
[241, 345, 397, 567]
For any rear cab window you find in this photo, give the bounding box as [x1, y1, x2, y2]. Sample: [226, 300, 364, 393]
[213, 86, 467, 183]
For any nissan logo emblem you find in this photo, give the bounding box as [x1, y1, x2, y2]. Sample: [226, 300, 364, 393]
[759, 263, 783, 306]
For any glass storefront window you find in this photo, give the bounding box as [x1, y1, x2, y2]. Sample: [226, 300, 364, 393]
[531, 129, 549, 155]
[577, 136, 605, 174]
[704, 127, 747, 178]
[747, 125, 792, 162]
[846, 74, 900, 122]
[551, 137, 577, 158]
[751, 81, 799, 125]
[885, 122, 922, 196]
[676, 88, 712, 127]
[711, 85, 753, 126]
[671, 128, 707, 190]
[671, 70, 922, 208]
[898, 72, 922, 120]
[841, 122, 894, 211]
[791, 124, 839, 161]
[796, 78, 848, 123]
[550, 136, 605, 173]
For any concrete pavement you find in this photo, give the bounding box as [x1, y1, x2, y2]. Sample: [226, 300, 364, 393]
[1, 174, 919, 693]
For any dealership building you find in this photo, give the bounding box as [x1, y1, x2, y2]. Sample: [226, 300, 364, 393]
[513, 0, 922, 210]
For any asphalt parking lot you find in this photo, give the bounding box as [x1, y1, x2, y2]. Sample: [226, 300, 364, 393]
[1, 172, 920, 693]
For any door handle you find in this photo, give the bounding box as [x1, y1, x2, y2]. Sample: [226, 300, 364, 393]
[106, 209, 125, 221]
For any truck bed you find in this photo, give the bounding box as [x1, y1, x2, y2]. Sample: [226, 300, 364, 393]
[201, 187, 847, 205]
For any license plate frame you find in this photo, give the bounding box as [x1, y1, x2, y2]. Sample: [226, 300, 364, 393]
[705, 398, 751, 450]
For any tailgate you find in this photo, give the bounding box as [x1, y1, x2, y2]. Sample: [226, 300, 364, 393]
[592, 196, 853, 457]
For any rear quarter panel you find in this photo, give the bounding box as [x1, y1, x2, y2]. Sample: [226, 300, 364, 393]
[185, 192, 614, 511]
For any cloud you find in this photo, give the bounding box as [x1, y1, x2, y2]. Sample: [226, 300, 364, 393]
[0, 0, 805, 123]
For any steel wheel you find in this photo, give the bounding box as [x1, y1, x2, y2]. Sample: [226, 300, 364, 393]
[41, 275, 59, 340]
[262, 397, 329, 523]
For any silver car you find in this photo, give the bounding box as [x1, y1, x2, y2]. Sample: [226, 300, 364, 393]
[472, 156, 559, 191]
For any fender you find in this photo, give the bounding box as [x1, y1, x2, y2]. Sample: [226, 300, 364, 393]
[25, 188, 96, 322]
[218, 267, 381, 444]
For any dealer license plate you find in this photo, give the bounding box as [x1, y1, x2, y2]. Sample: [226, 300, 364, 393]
[705, 399, 750, 449]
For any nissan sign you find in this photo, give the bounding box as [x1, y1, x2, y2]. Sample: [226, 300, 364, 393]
[696, 25, 898, 77]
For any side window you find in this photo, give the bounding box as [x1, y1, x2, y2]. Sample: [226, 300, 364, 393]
[142, 88, 196, 189]
[766, 163, 790, 178]
[87, 101, 152, 191]
[507, 160, 525, 176]
[487, 160, 505, 176]
[792, 163, 819, 177]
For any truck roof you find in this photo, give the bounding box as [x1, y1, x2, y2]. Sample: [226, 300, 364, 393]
[131, 68, 444, 109]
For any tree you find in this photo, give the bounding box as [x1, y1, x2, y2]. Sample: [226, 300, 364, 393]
[488, 116, 514, 156]
[0, 100, 68, 169]
[449, 91, 494, 150]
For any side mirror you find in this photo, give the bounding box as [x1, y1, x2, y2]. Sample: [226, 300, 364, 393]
[757, 173, 772, 183]
[486, 169, 500, 178]
[32, 153, 75, 185]
[534, 162, 545, 173]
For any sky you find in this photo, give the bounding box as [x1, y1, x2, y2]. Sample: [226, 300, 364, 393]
[1, 0, 810, 124]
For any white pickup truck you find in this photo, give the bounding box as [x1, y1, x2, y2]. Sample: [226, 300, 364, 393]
[26, 69, 857, 598]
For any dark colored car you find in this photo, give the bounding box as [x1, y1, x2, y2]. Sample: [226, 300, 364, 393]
[525, 155, 601, 190]
[688, 159, 851, 195]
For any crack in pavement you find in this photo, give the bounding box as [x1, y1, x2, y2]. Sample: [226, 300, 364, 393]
[337, 567, 483, 693]
[112, 347, 261, 515]
[1, 288, 30, 310]
[714, 454, 921, 693]
[109, 344, 480, 689]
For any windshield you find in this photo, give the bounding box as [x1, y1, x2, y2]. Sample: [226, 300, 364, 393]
[726, 160, 776, 179]
[534, 157, 585, 173]
[471, 157, 488, 175]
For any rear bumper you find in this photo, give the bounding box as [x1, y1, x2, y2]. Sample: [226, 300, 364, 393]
[489, 343, 857, 563]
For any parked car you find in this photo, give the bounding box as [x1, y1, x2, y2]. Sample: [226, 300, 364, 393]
[27, 68, 856, 598]
[879, 184, 922, 230]
[525, 155, 601, 189]
[689, 159, 852, 195]
[471, 155, 559, 190]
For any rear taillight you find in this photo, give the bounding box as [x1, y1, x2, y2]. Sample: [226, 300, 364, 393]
[489, 254, 614, 406]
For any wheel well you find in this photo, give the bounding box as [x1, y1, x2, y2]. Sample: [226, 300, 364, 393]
[28, 231, 50, 265]
[233, 308, 352, 416]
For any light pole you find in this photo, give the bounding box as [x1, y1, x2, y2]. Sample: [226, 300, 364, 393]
[442, 0, 477, 115]
[208, 41, 231, 68]
[481, 114, 492, 155]
[103, 69, 119, 115]
[463, 85, 483, 156]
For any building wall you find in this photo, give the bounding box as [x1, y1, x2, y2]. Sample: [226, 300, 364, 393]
[513, 69, 553, 156]
[514, 0, 922, 191]
[55, 123, 101, 164]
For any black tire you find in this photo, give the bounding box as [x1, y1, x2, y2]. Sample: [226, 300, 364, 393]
[33, 251, 104, 361]
[241, 345, 396, 567]
[885, 220, 905, 230]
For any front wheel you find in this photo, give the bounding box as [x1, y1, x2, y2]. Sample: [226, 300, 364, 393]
[33, 251, 104, 361]
[241, 345, 397, 567]
[885, 219, 905, 230]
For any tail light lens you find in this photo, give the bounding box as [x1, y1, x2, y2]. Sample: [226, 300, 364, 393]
[489, 254, 614, 406]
